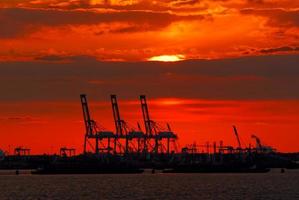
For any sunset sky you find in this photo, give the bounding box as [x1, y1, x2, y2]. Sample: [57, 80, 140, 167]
[0, 0, 299, 154]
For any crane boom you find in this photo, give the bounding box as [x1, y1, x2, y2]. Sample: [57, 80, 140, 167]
[111, 95, 124, 136]
[233, 125, 241, 149]
[140, 95, 152, 135]
[81, 94, 99, 154]
[251, 134, 262, 150]
[80, 94, 94, 136]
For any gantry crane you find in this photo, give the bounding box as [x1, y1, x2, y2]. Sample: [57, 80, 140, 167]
[140, 95, 178, 155]
[80, 94, 115, 154]
[111, 94, 126, 153]
[81, 94, 95, 153]
[111, 95, 124, 136]
[111, 95, 145, 154]
[140, 95, 155, 153]
[140, 95, 154, 136]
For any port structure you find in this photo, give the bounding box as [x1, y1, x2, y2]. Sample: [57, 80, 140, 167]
[140, 95, 178, 155]
[60, 147, 76, 157]
[80, 94, 178, 156]
[111, 95, 145, 154]
[217, 140, 234, 154]
[81, 94, 115, 154]
[251, 134, 276, 153]
[14, 147, 30, 156]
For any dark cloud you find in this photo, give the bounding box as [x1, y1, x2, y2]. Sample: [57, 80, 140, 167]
[0, 0, 202, 11]
[260, 46, 299, 54]
[35, 55, 98, 62]
[247, 0, 264, 3]
[172, 0, 200, 7]
[0, 54, 298, 101]
[241, 8, 299, 27]
[35, 55, 70, 62]
[0, 116, 45, 124]
[0, 7, 205, 38]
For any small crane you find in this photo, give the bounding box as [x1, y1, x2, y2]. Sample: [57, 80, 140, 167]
[251, 134, 262, 150]
[233, 125, 242, 149]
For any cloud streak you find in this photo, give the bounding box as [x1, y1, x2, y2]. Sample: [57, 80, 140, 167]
[0, 7, 205, 38]
[241, 8, 299, 27]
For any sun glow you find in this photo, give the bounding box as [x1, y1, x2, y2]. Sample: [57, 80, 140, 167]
[156, 98, 185, 106]
[90, 0, 138, 5]
[148, 54, 185, 62]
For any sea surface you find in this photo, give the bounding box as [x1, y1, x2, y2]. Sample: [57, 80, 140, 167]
[0, 169, 298, 200]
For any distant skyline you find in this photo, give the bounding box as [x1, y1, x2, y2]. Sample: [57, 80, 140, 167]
[0, 0, 299, 153]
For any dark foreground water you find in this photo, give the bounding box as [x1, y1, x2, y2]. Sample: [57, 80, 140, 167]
[0, 169, 299, 200]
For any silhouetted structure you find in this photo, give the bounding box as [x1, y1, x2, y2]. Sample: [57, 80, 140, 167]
[80, 94, 114, 154]
[60, 147, 76, 157]
[111, 95, 145, 154]
[1, 93, 297, 174]
[80, 94, 178, 156]
[233, 125, 242, 150]
[14, 147, 30, 156]
[140, 95, 178, 155]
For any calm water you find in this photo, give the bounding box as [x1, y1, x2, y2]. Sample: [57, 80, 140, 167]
[0, 169, 299, 200]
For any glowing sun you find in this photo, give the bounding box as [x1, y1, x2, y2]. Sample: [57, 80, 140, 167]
[148, 54, 185, 62]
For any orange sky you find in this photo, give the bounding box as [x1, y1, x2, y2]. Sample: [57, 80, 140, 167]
[0, 0, 299, 61]
[0, 98, 299, 153]
[0, 0, 299, 153]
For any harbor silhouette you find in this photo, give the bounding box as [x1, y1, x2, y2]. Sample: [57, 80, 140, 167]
[0, 94, 298, 174]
